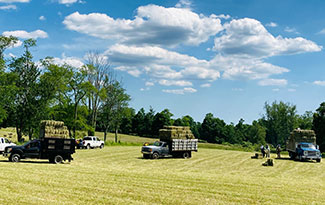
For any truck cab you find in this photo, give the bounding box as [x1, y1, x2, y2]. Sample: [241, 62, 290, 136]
[295, 142, 322, 162]
[0, 137, 16, 153]
[142, 141, 171, 159]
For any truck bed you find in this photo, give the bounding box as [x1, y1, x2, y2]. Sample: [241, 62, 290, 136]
[171, 139, 198, 152]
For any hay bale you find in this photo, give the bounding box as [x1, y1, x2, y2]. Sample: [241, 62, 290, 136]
[262, 159, 274, 166]
[251, 153, 263, 159]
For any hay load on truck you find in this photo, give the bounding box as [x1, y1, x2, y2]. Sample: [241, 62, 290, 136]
[286, 129, 321, 162]
[3, 120, 75, 164]
[141, 126, 198, 159]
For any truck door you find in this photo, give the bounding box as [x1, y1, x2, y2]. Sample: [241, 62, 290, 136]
[25, 141, 41, 158]
[0, 138, 4, 151]
[161, 143, 169, 156]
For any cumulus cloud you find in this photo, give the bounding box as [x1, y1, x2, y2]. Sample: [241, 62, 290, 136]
[258, 78, 287, 86]
[175, 0, 192, 8]
[284, 26, 299, 34]
[313, 80, 325, 86]
[266, 22, 277, 27]
[317, 29, 325, 35]
[0, 4, 16, 10]
[0, 0, 29, 2]
[210, 55, 289, 80]
[3, 30, 48, 39]
[145, 82, 154, 87]
[106, 44, 219, 84]
[63, 4, 223, 46]
[213, 18, 321, 58]
[51, 54, 84, 68]
[162, 87, 197, 95]
[159, 79, 192, 86]
[58, 0, 85, 5]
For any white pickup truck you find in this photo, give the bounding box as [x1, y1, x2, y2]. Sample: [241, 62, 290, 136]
[81, 136, 104, 149]
[0, 137, 16, 153]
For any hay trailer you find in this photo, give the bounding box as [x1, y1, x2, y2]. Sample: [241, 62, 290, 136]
[141, 126, 198, 159]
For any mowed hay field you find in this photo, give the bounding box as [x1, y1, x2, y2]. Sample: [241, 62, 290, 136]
[0, 147, 325, 204]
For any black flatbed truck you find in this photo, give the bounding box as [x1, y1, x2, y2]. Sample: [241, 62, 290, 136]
[3, 138, 75, 164]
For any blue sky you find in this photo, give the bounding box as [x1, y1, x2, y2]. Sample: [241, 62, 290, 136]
[1, 0, 325, 124]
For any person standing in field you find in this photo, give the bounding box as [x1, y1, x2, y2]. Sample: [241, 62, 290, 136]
[260, 145, 265, 158]
[276, 144, 281, 158]
[265, 144, 270, 158]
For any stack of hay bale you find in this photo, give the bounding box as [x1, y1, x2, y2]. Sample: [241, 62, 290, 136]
[39, 120, 69, 139]
[286, 129, 316, 151]
[251, 153, 263, 159]
[159, 126, 195, 141]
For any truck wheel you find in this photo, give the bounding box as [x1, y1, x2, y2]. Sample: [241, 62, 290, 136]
[152, 152, 159, 159]
[87, 144, 91, 149]
[100, 144, 104, 149]
[54, 155, 63, 164]
[316, 158, 321, 163]
[182, 152, 190, 159]
[10, 153, 21, 162]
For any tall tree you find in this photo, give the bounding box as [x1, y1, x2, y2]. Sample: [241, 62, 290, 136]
[313, 102, 325, 152]
[85, 52, 112, 135]
[262, 101, 298, 146]
[99, 81, 130, 142]
[152, 109, 173, 136]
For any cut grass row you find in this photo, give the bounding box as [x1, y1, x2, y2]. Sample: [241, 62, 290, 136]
[0, 147, 324, 204]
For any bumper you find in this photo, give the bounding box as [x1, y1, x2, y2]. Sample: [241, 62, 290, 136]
[141, 151, 153, 155]
[301, 155, 321, 160]
[3, 152, 10, 158]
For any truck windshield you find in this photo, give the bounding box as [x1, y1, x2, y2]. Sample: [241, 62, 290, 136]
[153, 141, 163, 146]
[301, 144, 316, 149]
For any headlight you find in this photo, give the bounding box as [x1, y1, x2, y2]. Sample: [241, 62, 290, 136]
[316, 152, 320, 156]
[304, 151, 308, 156]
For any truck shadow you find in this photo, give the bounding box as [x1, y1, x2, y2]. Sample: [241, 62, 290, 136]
[0, 159, 50, 164]
[275, 157, 319, 163]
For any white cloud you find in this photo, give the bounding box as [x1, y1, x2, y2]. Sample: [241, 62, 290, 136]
[3, 30, 48, 39]
[63, 4, 223, 46]
[213, 18, 321, 58]
[272, 88, 280, 92]
[0, 0, 29, 2]
[106, 44, 219, 83]
[258, 78, 287, 86]
[211, 55, 289, 80]
[51, 54, 84, 68]
[0, 4, 16, 10]
[266, 22, 277, 27]
[212, 14, 231, 20]
[288, 88, 296, 92]
[175, 0, 192, 8]
[313, 80, 325, 86]
[162, 87, 197, 95]
[200, 83, 211, 88]
[159, 79, 192, 87]
[39, 16, 46, 21]
[284, 26, 299, 34]
[145, 82, 154, 87]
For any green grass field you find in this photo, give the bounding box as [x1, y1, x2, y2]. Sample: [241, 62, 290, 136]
[0, 146, 324, 204]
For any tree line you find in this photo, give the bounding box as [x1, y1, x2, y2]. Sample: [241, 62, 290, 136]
[1, 36, 325, 151]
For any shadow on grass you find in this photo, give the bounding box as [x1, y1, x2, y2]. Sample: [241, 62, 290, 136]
[0, 159, 50, 164]
[275, 157, 320, 163]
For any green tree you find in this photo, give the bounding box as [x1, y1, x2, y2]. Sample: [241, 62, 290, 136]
[99, 81, 130, 142]
[313, 103, 325, 152]
[152, 109, 173, 136]
[119, 107, 135, 134]
[297, 111, 313, 130]
[132, 108, 146, 136]
[199, 113, 227, 143]
[247, 120, 266, 145]
[262, 101, 298, 146]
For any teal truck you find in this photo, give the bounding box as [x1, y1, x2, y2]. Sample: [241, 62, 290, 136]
[286, 129, 321, 162]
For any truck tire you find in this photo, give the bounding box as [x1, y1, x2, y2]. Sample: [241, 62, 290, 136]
[100, 144, 104, 149]
[54, 155, 63, 164]
[316, 158, 321, 163]
[182, 152, 190, 159]
[10, 153, 21, 162]
[152, 152, 159, 159]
